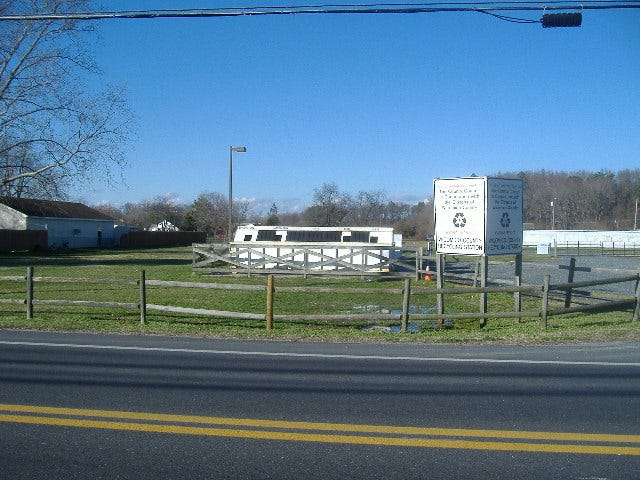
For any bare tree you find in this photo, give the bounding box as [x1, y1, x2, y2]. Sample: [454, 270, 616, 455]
[304, 182, 352, 227]
[347, 189, 387, 226]
[384, 201, 411, 224]
[146, 195, 186, 229]
[186, 192, 228, 236]
[115, 196, 186, 229]
[91, 202, 123, 222]
[582, 170, 616, 227]
[0, 0, 133, 199]
[614, 169, 640, 229]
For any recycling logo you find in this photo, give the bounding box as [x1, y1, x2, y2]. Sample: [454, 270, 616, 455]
[500, 212, 510, 228]
[453, 212, 466, 228]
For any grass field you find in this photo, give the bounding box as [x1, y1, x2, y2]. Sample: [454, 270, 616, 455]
[1, 246, 638, 344]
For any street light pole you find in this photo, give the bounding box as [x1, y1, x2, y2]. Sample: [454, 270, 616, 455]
[228, 145, 246, 240]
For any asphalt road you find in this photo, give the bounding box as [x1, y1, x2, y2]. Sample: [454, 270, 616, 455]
[1, 330, 639, 479]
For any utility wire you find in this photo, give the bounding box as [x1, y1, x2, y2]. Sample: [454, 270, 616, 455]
[476, 10, 541, 23]
[0, 1, 639, 21]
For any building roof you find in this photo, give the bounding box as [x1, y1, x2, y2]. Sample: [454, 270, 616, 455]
[0, 197, 114, 221]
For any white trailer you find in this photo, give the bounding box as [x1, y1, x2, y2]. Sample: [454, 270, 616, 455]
[231, 225, 402, 272]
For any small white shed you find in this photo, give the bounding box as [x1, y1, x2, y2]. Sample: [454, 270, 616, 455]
[0, 197, 115, 248]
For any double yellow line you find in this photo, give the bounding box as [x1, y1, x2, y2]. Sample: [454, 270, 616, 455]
[1, 403, 639, 456]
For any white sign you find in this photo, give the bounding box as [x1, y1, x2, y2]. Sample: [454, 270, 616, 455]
[537, 243, 550, 255]
[433, 177, 486, 254]
[485, 178, 523, 255]
[434, 177, 523, 256]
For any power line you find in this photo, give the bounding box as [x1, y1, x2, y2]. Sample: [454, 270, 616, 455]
[1, 1, 639, 22]
[476, 10, 540, 23]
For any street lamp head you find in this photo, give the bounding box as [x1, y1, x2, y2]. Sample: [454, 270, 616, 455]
[231, 146, 246, 153]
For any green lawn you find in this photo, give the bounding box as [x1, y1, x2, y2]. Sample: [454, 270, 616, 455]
[1, 246, 638, 344]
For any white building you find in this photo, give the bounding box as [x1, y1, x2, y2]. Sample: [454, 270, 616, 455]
[0, 197, 115, 248]
[523, 229, 640, 247]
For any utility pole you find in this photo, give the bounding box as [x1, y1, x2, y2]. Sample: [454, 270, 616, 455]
[228, 145, 246, 240]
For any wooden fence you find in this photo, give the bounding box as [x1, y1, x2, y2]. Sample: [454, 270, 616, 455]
[0, 229, 47, 252]
[192, 242, 427, 278]
[1, 267, 638, 330]
[119, 231, 206, 248]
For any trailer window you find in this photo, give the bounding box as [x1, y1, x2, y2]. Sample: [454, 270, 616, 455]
[351, 231, 370, 243]
[288, 231, 341, 242]
[257, 230, 279, 241]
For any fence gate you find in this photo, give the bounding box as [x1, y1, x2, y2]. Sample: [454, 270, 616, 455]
[192, 243, 425, 277]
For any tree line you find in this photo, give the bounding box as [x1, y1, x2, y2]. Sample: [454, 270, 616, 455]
[92, 184, 435, 240]
[512, 169, 640, 231]
[92, 169, 640, 240]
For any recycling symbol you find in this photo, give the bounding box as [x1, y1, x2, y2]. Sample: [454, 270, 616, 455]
[453, 212, 466, 228]
[500, 212, 510, 228]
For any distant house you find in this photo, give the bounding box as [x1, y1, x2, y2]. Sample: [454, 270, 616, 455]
[0, 197, 115, 249]
[149, 220, 179, 232]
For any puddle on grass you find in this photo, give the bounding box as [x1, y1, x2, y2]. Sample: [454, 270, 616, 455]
[361, 325, 422, 333]
[353, 305, 438, 315]
[355, 305, 454, 332]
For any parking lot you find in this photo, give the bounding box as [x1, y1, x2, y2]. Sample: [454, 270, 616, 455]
[446, 254, 640, 296]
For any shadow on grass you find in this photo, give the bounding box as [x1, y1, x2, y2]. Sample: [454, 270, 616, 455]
[0, 257, 191, 267]
[0, 247, 194, 267]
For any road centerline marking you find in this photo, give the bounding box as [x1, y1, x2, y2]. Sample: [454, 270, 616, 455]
[1, 403, 639, 456]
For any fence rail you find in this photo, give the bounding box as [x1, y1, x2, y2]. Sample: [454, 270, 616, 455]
[192, 243, 427, 279]
[546, 241, 640, 257]
[1, 267, 638, 330]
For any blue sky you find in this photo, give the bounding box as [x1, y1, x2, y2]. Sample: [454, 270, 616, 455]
[83, 2, 640, 214]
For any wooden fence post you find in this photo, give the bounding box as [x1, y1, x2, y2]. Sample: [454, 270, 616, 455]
[541, 275, 550, 329]
[633, 273, 640, 322]
[479, 255, 488, 328]
[436, 253, 445, 325]
[266, 275, 274, 330]
[473, 257, 481, 288]
[139, 269, 147, 324]
[559, 257, 590, 308]
[514, 253, 522, 323]
[564, 257, 577, 308]
[26, 266, 34, 320]
[401, 278, 411, 332]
